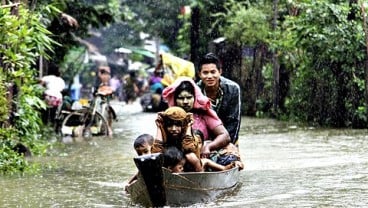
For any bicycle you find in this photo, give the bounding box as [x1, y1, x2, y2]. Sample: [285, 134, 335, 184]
[60, 89, 116, 137]
[53, 93, 74, 135]
[53, 102, 71, 134]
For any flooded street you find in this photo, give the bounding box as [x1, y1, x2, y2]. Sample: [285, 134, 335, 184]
[1, 101, 368, 207]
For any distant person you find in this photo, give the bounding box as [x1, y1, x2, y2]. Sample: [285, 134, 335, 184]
[147, 68, 167, 111]
[60, 88, 73, 112]
[53, 88, 74, 134]
[197, 53, 242, 145]
[109, 74, 122, 99]
[136, 73, 149, 96]
[96, 66, 112, 92]
[40, 63, 66, 124]
[123, 71, 139, 104]
[149, 68, 164, 94]
[94, 65, 115, 136]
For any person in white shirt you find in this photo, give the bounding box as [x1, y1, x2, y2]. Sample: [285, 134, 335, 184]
[40, 63, 66, 124]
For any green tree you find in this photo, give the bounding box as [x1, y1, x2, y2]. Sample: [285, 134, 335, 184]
[0, 5, 55, 174]
[98, 0, 191, 55]
[33, 0, 122, 65]
[0, 0, 122, 174]
[277, 1, 365, 127]
[208, 0, 368, 127]
[211, 0, 273, 115]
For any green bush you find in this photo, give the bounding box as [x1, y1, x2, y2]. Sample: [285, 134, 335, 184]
[0, 5, 55, 174]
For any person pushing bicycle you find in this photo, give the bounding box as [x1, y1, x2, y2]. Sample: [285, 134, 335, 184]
[94, 65, 116, 136]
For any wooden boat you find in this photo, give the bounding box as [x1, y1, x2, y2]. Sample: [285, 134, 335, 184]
[126, 153, 241, 207]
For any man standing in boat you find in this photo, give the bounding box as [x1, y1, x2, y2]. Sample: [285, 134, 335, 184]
[197, 53, 242, 145]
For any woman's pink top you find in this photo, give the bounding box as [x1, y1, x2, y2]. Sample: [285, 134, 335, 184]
[192, 110, 222, 141]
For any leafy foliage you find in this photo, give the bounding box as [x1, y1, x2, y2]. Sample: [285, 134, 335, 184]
[176, 11, 192, 56]
[0, 73, 8, 123]
[59, 46, 92, 88]
[211, 0, 367, 127]
[0, 5, 54, 174]
[216, 0, 270, 46]
[278, 1, 366, 127]
[83, 0, 207, 63]
[33, 0, 122, 65]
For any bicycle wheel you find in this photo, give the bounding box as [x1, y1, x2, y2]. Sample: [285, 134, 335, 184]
[61, 108, 109, 137]
[54, 110, 68, 135]
[88, 111, 110, 136]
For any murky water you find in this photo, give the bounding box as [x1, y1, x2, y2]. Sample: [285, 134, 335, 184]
[1, 102, 368, 207]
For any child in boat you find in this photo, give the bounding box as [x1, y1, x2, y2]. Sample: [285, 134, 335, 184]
[134, 133, 154, 156]
[163, 138, 235, 172]
[125, 133, 154, 190]
[211, 142, 244, 170]
[152, 106, 204, 172]
[163, 146, 186, 173]
[194, 129, 242, 171]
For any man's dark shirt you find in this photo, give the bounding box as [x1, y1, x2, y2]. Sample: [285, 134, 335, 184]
[197, 76, 241, 144]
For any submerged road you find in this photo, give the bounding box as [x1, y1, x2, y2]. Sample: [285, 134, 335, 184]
[0, 99, 367, 207]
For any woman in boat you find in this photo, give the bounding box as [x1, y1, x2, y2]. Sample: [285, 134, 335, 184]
[161, 77, 230, 158]
[161, 77, 244, 169]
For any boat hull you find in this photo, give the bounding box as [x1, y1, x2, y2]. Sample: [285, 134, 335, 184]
[126, 154, 240, 207]
[163, 167, 240, 206]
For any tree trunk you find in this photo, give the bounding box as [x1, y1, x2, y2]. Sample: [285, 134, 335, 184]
[1, 0, 20, 126]
[360, 3, 368, 124]
[10, 0, 19, 15]
[190, 6, 200, 74]
[272, 0, 280, 116]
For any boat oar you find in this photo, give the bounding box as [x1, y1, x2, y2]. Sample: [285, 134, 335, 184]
[134, 153, 166, 207]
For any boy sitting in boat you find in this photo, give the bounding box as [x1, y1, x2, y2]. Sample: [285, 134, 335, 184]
[125, 133, 154, 190]
[133, 133, 154, 156]
[163, 146, 186, 173]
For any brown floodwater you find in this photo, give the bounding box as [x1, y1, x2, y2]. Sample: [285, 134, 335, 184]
[0, 101, 367, 207]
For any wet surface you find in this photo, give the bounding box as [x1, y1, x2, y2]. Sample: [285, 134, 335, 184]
[0, 101, 367, 207]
